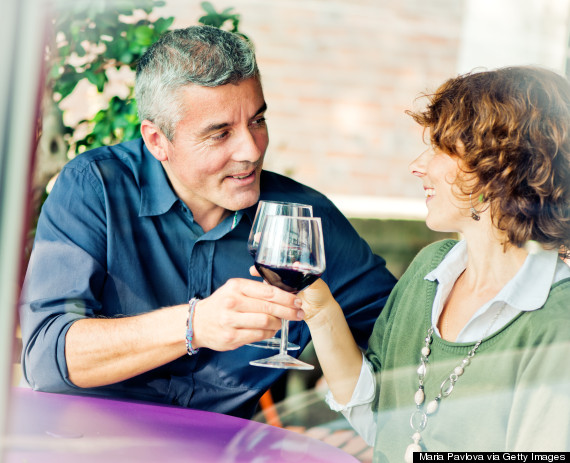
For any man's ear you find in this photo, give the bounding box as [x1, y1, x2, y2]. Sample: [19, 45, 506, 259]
[141, 119, 169, 162]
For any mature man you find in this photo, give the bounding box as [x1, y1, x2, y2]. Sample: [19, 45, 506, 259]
[20, 25, 396, 419]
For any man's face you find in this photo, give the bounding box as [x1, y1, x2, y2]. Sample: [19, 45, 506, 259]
[161, 77, 268, 222]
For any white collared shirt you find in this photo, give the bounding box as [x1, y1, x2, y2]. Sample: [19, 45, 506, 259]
[325, 241, 570, 446]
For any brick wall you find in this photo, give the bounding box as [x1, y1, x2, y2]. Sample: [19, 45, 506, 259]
[60, 0, 567, 218]
[157, 0, 465, 211]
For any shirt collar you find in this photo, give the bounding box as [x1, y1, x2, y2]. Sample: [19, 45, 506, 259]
[425, 240, 561, 312]
[137, 143, 258, 235]
[243, 202, 258, 224]
[497, 245, 561, 311]
[138, 144, 178, 217]
[425, 240, 467, 285]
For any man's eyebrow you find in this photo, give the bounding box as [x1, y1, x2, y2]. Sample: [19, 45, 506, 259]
[254, 102, 268, 117]
[199, 122, 230, 137]
[197, 102, 268, 138]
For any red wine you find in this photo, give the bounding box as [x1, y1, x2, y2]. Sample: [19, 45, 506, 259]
[254, 262, 322, 293]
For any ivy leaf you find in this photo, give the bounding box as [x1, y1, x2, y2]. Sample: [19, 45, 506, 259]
[75, 42, 86, 57]
[123, 123, 141, 141]
[134, 25, 154, 46]
[199, 3, 241, 30]
[153, 16, 174, 34]
[113, 0, 138, 15]
[120, 50, 134, 65]
[201, 1, 217, 14]
[54, 68, 82, 100]
[46, 2, 249, 161]
[58, 44, 71, 59]
[199, 14, 221, 28]
[86, 64, 107, 92]
[104, 36, 128, 61]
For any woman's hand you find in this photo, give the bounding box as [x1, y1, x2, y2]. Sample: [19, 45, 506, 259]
[297, 278, 337, 321]
[249, 266, 338, 323]
[250, 266, 362, 403]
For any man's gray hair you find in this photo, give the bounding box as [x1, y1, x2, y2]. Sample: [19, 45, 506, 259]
[135, 25, 259, 140]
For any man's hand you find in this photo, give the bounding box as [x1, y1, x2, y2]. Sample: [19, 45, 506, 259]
[191, 278, 305, 351]
[246, 270, 363, 407]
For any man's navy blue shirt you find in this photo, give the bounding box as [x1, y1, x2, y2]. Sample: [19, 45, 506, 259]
[20, 138, 396, 418]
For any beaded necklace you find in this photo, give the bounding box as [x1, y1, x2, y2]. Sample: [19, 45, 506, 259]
[404, 304, 505, 463]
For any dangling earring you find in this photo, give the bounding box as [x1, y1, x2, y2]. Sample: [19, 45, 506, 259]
[469, 193, 481, 221]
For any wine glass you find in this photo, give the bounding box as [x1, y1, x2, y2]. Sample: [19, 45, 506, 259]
[249, 215, 326, 370]
[247, 200, 313, 350]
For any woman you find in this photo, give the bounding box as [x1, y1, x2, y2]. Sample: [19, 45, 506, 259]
[299, 67, 570, 461]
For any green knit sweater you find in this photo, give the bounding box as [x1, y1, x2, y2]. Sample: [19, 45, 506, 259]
[366, 240, 570, 462]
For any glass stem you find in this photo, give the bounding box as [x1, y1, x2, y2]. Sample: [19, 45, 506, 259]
[279, 319, 289, 356]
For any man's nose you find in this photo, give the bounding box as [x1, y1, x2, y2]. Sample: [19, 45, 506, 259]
[232, 128, 265, 163]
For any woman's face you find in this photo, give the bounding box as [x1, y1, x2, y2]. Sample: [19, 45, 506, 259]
[409, 144, 471, 232]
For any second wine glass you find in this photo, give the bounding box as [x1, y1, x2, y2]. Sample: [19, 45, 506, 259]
[247, 200, 313, 350]
[249, 215, 326, 370]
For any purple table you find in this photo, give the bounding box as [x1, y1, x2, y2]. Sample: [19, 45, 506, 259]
[3, 388, 358, 463]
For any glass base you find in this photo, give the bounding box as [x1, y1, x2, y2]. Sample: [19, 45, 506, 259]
[246, 337, 300, 350]
[249, 353, 314, 370]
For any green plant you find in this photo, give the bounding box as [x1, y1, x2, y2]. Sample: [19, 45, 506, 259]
[46, 0, 174, 154]
[30, 0, 246, 254]
[46, 1, 246, 157]
[198, 2, 247, 40]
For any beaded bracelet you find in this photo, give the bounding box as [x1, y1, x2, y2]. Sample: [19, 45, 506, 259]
[185, 298, 200, 356]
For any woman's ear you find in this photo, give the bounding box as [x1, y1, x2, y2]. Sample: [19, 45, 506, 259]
[140, 119, 169, 162]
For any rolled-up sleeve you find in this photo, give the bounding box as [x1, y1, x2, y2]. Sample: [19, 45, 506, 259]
[325, 353, 377, 446]
[19, 165, 107, 391]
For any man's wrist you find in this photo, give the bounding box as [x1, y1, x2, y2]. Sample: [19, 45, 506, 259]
[185, 298, 200, 355]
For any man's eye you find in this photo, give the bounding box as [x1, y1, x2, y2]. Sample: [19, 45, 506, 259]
[211, 131, 230, 141]
[251, 116, 266, 127]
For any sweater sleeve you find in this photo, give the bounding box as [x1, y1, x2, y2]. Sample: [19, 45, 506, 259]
[506, 309, 570, 451]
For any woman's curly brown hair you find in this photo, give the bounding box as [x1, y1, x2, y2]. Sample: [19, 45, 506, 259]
[407, 66, 570, 255]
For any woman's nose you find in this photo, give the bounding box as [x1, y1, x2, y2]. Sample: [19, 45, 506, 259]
[409, 149, 429, 177]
